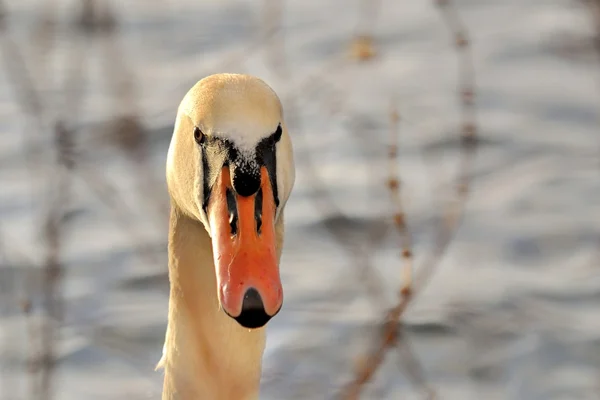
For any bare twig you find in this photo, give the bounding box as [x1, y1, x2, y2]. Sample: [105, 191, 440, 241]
[387, 103, 414, 297]
[76, 0, 116, 34]
[257, 0, 389, 308]
[298, 144, 390, 311]
[38, 124, 71, 400]
[338, 105, 421, 399]
[417, 0, 477, 289]
[383, 104, 434, 398]
[0, 4, 53, 398]
[339, 0, 478, 397]
[393, 330, 436, 400]
[581, 0, 600, 54]
[349, 0, 382, 61]
[0, 0, 49, 198]
[93, 2, 169, 227]
[0, 0, 44, 125]
[0, 234, 12, 400]
[73, 165, 162, 266]
[579, 0, 600, 270]
[279, 65, 391, 310]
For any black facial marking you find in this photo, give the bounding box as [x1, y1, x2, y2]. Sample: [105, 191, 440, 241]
[201, 146, 211, 213]
[200, 123, 283, 216]
[200, 135, 230, 214]
[273, 124, 282, 142]
[255, 124, 282, 208]
[255, 187, 263, 234]
[226, 188, 238, 235]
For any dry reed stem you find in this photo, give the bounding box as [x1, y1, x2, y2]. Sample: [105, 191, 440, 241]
[0, 3, 158, 397]
[31, 13, 83, 393]
[339, 0, 478, 397]
[77, 0, 116, 34]
[287, 86, 390, 312]
[0, 234, 10, 400]
[0, 233, 39, 399]
[299, 144, 390, 310]
[417, 0, 477, 288]
[260, 0, 390, 310]
[0, 1, 44, 124]
[19, 255, 39, 398]
[580, 0, 600, 271]
[292, 78, 394, 309]
[349, 0, 382, 61]
[350, 35, 377, 62]
[60, 25, 89, 121]
[95, 2, 168, 224]
[582, 0, 600, 53]
[76, 4, 166, 245]
[99, 8, 137, 119]
[260, 3, 431, 395]
[393, 330, 436, 400]
[39, 123, 72, 400]
[387, 103, 414, 297]
[339, 106, 425, 400]
[28, 0, 58, 91]
[1, 0, 161, 267]
[382, 103, 433, 398]
[0, 4, 53, 398]
[0, 0, 48, 187]
[74, 165, 162, 266]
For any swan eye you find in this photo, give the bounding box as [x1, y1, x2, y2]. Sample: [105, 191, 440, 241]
[194, 127, 205, 145]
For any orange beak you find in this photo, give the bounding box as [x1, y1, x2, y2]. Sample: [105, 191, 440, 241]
[207, 166, 282, 329]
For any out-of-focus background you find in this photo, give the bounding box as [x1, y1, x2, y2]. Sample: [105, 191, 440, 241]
[0, 0, 599, 399]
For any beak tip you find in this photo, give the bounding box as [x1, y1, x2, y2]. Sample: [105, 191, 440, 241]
[220, 285, 284, 328]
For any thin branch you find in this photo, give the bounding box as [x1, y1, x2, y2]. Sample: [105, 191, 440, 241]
[416, 0, 477, 290]
[257, 0, 389, 309]
[387, 103, 414, 297]
[39, 122, 73, 400]
[349, 0, 382, 61]
[393, 330, 436, 400]
[579, 0, 600, 271]
[339, 0, 478, 397]
[0, 0, 44, 124]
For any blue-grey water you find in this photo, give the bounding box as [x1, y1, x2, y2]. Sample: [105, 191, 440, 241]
[1, 0, 599, 399]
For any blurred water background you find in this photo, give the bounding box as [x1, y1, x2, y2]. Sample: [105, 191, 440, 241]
[0, 0, 599, 399]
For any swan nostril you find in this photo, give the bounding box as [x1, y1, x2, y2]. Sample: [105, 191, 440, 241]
[232, 288, 272, 329]
[242, 287, 263, 310]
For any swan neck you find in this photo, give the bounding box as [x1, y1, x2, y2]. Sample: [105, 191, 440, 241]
[161, 206, 265, 400]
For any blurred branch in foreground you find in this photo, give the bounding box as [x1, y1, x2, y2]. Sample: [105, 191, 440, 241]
[339, 0, 478, 397]
[38, 123, 73, 400]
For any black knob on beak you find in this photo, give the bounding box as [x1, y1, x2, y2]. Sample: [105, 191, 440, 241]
[233, 287, 272, 329]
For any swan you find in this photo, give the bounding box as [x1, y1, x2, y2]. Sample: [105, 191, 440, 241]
[157, 73, 295, 399]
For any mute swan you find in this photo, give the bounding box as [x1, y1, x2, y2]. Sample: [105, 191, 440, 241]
[158, 73, 295, 400]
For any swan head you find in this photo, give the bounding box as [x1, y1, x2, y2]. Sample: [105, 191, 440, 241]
[166, 73, 295, 329]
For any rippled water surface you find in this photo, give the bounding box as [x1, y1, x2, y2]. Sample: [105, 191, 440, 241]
[1, 0, 599, 399]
